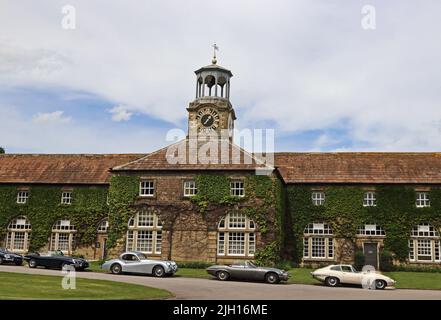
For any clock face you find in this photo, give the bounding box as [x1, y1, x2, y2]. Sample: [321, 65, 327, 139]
[196, 107, 219, 132]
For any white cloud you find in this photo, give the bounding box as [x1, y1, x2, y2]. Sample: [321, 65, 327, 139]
[32, 110, 71, 124]
[1, 1, 441, 151]
[108, 105, 133, 122]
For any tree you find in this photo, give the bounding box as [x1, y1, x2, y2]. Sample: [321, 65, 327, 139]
[0, 147, 4, 154]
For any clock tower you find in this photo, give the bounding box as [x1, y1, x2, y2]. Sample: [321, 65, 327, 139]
[187, 50, 236, 140]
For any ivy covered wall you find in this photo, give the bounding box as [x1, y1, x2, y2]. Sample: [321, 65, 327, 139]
[0, 184, 109, 251]
[287, 185, 441, 262]
[106, 173, 285, 264]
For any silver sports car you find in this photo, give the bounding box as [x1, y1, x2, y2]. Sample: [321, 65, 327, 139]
[101, 251, 178, 277]
[206, 260, 289, 284]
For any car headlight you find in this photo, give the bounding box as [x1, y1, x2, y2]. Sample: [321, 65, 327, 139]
[4, 254, 10, 259]
[166, 262, 171, 266]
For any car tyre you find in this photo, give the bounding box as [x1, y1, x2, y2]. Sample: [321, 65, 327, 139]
[153, 266, 165, 278]
[325, 276, 339, 287]
[375, 279, 387, 290]
[0, 257, 3, 265]
[28, 259, 37, 268]
[110, 263, 123, 275]
[265, 272, 280, 284]
[216, 270, 230, 281]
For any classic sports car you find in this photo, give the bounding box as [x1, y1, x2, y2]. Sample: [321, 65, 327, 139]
[0, 248, 23, 266]
[311, 264, 396, 290]
[101, 251, 178, 277]
[24, 251, 89, 271]
[206, 260, 289, 284]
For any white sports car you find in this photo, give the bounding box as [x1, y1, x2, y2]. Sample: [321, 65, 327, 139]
[102, 251, 178, 277]
[311, 264, 396, 290]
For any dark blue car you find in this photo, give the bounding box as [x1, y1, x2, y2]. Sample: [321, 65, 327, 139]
[0, 248, 24, 266]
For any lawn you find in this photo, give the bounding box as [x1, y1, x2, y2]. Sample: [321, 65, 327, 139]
[0, 272, 171, 300]
[384, 272, 441, 290]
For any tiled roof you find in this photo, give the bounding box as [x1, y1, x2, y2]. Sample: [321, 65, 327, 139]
[2, 150, 441, 185]
[0, 154, 145, 184]
[275, 152, 441, 184]
[112, 139, 268, 171]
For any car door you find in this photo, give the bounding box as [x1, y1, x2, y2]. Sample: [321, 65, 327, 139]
[120, 254, 143, 273]
[340, 265, 361, 284]
[229, 265, 250, 280]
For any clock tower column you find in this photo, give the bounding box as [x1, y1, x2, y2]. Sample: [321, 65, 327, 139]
[187, 53, 236, 140]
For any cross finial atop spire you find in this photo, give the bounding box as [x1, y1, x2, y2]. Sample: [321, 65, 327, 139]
[212, 43, 219, 64]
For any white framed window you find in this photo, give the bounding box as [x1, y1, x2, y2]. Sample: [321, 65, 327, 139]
[409, 223, 440, 262]
[363, 192, 376, 207]
[303, 223, 334, 260]
[50, 219, 76, 254]
[61, 191, 72, 205]
[140, 180, 155, 197]
[230, 180, 245, 197]
[126, 208, 162, 254]
[97, 219, 109, 233]
[416, 192, 430, 208]
[183, 180, 197, 197]
[16, 191, 29, 204]
[357, 224, 385, 236]
[217, 212, 255, 257]
[311, 192, 325, 206]
[5, 216, 32, 252]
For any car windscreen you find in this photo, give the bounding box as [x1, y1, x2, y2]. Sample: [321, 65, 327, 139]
[137, 253, 147, 260]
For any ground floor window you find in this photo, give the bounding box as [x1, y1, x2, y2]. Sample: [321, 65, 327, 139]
[409, 223, 440, 263]
[5, 216, 31, 252]
[217, 212, 256, 257]
[303, 223, 334, 260]
[126, 209, 162, 254]
[50, 219, 76, 254]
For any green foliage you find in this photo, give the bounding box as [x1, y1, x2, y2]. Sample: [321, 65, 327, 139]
[107, 175, 140, 248]
[389, 264, 441, 273]
[0, 147, 4, 154]
[354, 250, 365, 270]
[287, 185, 441, 263]
[0, 185, 109, 251]
[190, 174, 285, 264]
[380, 250, 394, 272]
[176, 261, 212, 269]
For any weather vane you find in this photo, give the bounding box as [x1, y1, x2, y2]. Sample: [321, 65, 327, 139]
[212, 43, 219, 64]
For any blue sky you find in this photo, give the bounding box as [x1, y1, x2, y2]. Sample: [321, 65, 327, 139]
[1, 1, 441, 153]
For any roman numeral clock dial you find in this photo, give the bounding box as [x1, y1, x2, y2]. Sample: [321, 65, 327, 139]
[196, 107, 220, 133]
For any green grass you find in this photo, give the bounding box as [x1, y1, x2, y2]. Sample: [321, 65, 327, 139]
[384, 272, 441, 290]
[0, 272, 171, 300]
[176, 268, 211, 279]
[87, 261, 107, 273]
[287, 268, 321, 285]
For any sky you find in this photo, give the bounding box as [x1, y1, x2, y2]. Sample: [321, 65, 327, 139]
[1, 0, 441, 153]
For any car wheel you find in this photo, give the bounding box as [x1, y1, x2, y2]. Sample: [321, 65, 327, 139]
[375, 279, 387, 290]
[153, 266, 165, 278]
[325, 277, 339, 287]
[110, 263, 122, 275]
[0, 257, 3, 265]
[216, 270, 230, 281]
[265, 272, 280, 284]
[28, 259, 37, 268]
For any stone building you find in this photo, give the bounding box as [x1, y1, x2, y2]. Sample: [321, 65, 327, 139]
[1, 58, 440, 268]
